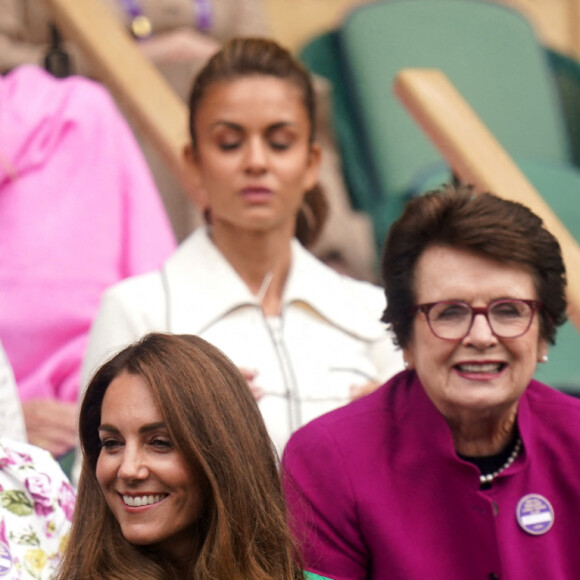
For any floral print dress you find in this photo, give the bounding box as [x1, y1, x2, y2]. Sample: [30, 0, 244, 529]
[0, 438, 74, 579]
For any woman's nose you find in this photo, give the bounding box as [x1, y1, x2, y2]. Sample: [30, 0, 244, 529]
[117, 446, 148, 480]
[463, 312, 498, 347]
[244, 139, 268, 173]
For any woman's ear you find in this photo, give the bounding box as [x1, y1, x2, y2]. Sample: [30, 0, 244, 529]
[183, 143, 209, 210]
[402, 346, 415, 370]
[537, 339, 549, 363]
[303, 142, 322, 193]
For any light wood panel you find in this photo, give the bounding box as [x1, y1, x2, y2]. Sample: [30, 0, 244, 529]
[394, 68, 580, 331]
[262, 0, 580, 58]
[262, 0, 367, 51]
[490, 0, 580, 59]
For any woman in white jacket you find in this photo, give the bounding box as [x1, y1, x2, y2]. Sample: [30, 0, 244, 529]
[80, 38, 403, 457]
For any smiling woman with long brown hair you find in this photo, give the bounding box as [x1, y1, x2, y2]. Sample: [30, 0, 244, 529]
[58, 332, 328, 579]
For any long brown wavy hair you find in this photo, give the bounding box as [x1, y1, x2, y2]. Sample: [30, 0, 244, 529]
[57, 333, 305, 579]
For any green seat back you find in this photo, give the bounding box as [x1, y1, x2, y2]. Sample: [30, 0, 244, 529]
[299, 31, 378, 213]
[546, 49, 580, 168]
[339, 0, 571, 249]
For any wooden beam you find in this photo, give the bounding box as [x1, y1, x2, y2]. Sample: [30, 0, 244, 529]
[569, 0, 580, 62]
[394, 67, 580, 331]
[43, 0, 191, 192]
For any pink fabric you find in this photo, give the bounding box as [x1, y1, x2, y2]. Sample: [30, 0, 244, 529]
[0, 66, 176, 402]
[283, 369, 580, 580]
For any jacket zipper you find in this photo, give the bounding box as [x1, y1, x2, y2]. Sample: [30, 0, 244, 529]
[262, 313, 301, 433]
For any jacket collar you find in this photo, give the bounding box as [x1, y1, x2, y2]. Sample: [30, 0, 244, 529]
[163, 227, 386, 340]
[396, 370, 531, 480]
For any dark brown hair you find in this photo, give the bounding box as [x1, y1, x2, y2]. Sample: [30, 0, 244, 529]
[188, 37, 327, 247]
[58, 333, 304, 580]
[381, 185, 567, 348]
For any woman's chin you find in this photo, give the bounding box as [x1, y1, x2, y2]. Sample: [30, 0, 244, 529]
[441, 384, 519, 421]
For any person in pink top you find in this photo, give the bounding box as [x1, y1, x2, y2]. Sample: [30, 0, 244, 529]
[0, 65, 176, 458]
[283, 185, 580, 579]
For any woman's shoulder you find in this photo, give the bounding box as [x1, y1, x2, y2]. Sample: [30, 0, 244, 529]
[292, 242, 386, 313]
[288, 379, 394, 451]
[89, 270, 168, 343]
[528, 379, 580, 401]
[337, 272, 385, 304]
[0, 437, 73, 580]
[526, 380, 580, 416]
[523, 381, 580, 444]
[296, 242, 381, 289]
[0, 437, 74, 491]
[0, 437, 51, 467]
[100, 269, 165, 312]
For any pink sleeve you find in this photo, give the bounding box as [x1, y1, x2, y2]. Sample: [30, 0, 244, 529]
[0, 67, 176, 403]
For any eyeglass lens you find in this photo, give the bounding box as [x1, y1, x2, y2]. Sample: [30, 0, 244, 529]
[427, 300, 535, 339]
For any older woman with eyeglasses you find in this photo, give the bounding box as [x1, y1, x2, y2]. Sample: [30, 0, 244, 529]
[282, 185, 580, 580]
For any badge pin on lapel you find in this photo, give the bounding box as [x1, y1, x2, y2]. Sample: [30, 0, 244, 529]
[516, 494, 554, 535]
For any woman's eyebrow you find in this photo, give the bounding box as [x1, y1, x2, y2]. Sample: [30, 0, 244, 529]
[266, 121, 297, 132]
[139, 422, 167, 434]
[210, 120, 244, 131]
[210, 120, 297, 132]
[98, 424, 119, 434]
[97, 422, 166, 434]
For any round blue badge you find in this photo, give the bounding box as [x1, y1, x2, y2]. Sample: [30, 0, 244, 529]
[0, 542, 12, 576]
[516, 494, 554, 535]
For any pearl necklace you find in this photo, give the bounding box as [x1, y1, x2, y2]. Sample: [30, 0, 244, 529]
[479, 438, 522, 485]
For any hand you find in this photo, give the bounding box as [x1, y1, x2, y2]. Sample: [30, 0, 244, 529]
[349, 381, 380, 401]
[138, 29, 220, 63]
[239, 368, 264, 401]
[22, 399, 77, 458]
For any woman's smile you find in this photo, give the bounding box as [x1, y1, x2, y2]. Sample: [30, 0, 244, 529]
[96, 372, 203, 559]
[120, 493, 169, 508]
[453, 360, 508, 379]
[404, 245, 548, 424]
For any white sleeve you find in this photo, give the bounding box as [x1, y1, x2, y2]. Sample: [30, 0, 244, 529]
[370, 331, 405, 384]
[80, 272, 167, 391]
[0, 340, 27, 442]
[348, 280, 404, 384]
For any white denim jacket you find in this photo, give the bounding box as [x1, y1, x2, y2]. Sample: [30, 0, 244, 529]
[80, 227, 403, 454]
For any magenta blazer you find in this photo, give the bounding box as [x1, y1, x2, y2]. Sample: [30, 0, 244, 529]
[283, 369, 580, 579]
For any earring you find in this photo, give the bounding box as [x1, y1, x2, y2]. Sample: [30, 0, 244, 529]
[404, 360, 410, 369]
[540, 354, 548, 363]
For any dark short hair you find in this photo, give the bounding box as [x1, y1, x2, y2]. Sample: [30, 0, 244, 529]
[187, 37, 327, 247]
[381, 185, 567, 348]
